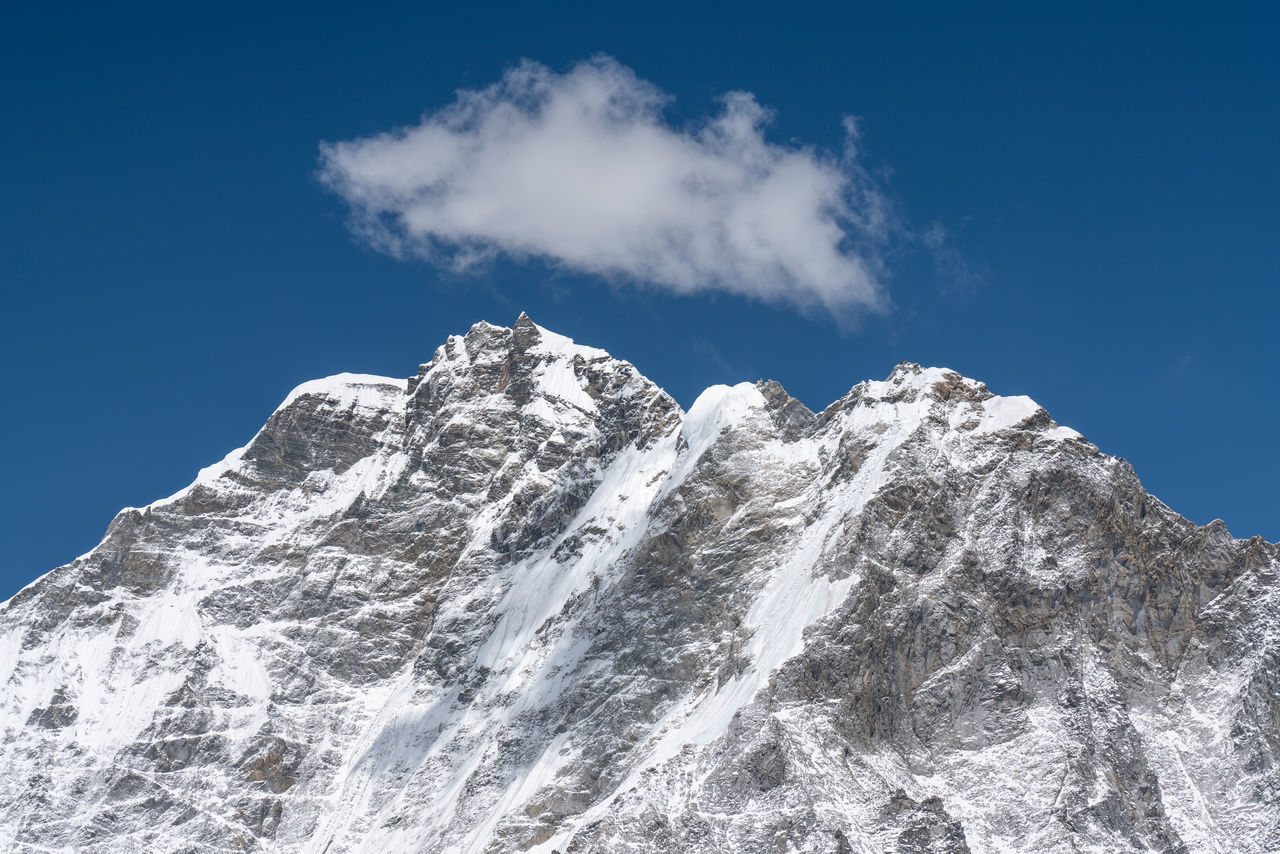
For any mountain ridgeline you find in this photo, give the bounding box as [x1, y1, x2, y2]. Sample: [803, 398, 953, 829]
[1, 314, 1277, 853]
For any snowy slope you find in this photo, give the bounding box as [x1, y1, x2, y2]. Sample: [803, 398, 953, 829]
[1, 314, 1277, 854]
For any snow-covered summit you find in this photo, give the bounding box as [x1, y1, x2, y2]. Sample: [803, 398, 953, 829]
[1, 316, 1277, 854]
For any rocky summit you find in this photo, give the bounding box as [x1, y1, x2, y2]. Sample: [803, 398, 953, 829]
[1, 314, 1277, 854]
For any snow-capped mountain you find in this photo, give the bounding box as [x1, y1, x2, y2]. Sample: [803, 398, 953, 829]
[2, 314, 1276, 853]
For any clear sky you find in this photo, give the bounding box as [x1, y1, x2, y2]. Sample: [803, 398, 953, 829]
[2, 2, 1278, 600]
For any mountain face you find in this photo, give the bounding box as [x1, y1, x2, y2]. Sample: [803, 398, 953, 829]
[2, 315, 1277, 854]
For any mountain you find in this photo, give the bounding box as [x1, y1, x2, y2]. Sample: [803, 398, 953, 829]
[2, 314, 1277, 854]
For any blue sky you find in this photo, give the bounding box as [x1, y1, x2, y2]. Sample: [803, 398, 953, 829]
[2, 2, 1277, 599]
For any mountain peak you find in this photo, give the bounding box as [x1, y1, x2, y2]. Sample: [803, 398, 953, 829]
[512, 310, 541, 350]
[2, 320, 1275, 853]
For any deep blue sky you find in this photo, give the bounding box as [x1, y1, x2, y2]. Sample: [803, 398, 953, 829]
[3, 3, 1278, 599]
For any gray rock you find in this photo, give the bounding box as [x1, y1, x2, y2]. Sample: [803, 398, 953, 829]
[0, 316, 1276, 854]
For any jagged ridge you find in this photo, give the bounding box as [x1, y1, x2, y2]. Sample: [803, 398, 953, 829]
[1, 314, 1277, 854]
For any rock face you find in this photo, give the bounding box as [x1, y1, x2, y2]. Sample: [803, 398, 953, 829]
[1, 314, 1277, 854]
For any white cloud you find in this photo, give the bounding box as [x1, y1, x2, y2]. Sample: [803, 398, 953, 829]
[319, 55, 896, 315]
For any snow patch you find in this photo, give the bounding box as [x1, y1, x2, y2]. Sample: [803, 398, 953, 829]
[278, 373, 405, 411]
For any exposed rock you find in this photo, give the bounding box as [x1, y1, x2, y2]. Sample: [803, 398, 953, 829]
[1, 315, 1276, 853]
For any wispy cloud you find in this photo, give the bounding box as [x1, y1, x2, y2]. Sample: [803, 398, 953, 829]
[319, 55, 897, 316]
